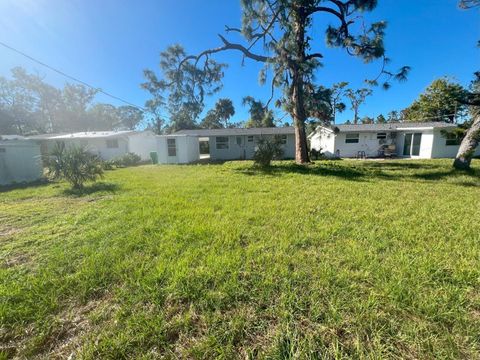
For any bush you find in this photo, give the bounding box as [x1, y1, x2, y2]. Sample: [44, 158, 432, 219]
[111, 152, 142, 168]
[46, 143, 104, 189]
[253, 136, 284, 167]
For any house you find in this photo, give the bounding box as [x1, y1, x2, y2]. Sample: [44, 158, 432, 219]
[174, 127, 296, 161]
[308, 122, 480, 159]
[0, 136, 43, 186]
[30, 130, 157, 161]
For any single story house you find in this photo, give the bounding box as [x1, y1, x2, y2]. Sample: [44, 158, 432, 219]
[0, 136, 43, 186]
[30, 130, 157, 161]
[174, 127, 296, 161]
[308, 122, 480, 159]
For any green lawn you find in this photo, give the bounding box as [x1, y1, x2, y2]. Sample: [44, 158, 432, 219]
[1, 159, 480, 359]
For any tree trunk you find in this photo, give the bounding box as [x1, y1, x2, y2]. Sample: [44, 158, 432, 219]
[453, 111, 480, 170]
[290, 6, 309, 164]
[353, 107, 358, 124]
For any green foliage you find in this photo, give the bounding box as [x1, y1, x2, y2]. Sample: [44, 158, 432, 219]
[403, 78, 468, 122]
[253, 136, 284, 167]
[46, 143, 104, 189]
[200, 98, 235, 129]
[142, 45, 226, 132]
[345, 88, 373, 124]
[376, 114, 387, 123]
[242, 96, 276, 128]
[111, 152, 142, 168]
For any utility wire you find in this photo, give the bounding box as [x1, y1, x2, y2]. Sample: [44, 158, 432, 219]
[0, 40, 147, 112]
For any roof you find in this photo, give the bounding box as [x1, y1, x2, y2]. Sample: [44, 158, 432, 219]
[330, 122, 457, 133]
[174, 127, 295, 137]
[28, 130, 149, 140]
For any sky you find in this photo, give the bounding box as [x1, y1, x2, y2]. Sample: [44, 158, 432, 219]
[0, 0, 479, 126]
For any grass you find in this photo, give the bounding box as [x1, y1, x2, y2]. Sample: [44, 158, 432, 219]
[1, 159, 480, 359]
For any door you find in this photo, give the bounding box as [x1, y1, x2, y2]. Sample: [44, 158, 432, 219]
[167, 138, 178, 163]
[403, 133, 422, 157]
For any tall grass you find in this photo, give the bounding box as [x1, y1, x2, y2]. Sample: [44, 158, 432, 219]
[1, 159, 479, 359]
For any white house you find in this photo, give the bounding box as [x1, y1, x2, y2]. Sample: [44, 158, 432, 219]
[308, 122, 480, 159]
[174, 127, 296, 161]
[0, 136, 43, 186]
[31, 130, 157, 161]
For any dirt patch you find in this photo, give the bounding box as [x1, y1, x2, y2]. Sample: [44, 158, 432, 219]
[5, 292, 117, 360]
[1, 252, 30, 268]
[0, 226, 22, 238]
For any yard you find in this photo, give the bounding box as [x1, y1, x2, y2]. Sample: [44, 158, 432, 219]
[1, 159, 480, 359]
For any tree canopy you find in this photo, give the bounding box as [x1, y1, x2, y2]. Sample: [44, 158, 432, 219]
[402, 78, 468, 123]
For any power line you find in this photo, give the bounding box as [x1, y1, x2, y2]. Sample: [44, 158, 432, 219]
[0, 40, 147, 112]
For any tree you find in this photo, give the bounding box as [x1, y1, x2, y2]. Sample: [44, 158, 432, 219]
[116, 106, 144, 130]
[453, 72, 480, 169]
[329, 82, 348, 123]
[387, 110, 400, 123]
[403, 78, 468, 123]
[169, 1, 409, 163]
[459, 0, 480, 8]
[243, 96, 276, 128]
[200, 98, 235, 129]
[253, 136, 284, 167]
[87, 103, 119, 130]
[142, 45, 225, 132]
[46, 143, 104, 189]
[345, 88, 373, 124]
[376, 114, 387, 124]
[360, 116, 374, 124]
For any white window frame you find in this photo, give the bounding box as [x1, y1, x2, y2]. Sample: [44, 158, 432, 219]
[106, 139, 119, 149]
[280, 135, 287, 145]
[345, 133, 359, 144]
[216, 136, 229, 150]
[247, 135, 254, 143]
[445, 132, 460, 146]
[236, 136, 242, 146]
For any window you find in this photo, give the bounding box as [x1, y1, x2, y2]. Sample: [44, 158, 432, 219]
[167, 138, 176, 156]
[247, 136, 254, 143]
[445, 132, 461, 146]
[236, 136, 242, 146]
[0, 148, 5, 153]
[377, 132, 387, 139]
[345, 133, 359, 144]
[106, 139, 119, 148]
[216, 136, 229, 150]
[279, 135, 287, 145]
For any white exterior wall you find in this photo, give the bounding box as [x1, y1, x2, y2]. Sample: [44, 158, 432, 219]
[47, 137, 129, 160]
[430, 128, 480, 158]
[0, 141, 43, 185]
[128, 132, 157, 160]
[310, 129, 335, 157]
[334, 132, 392, 158]
[209, 134, 295, 161]
[156, 135, 199, 164]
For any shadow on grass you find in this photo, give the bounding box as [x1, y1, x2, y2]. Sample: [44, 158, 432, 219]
[0, 179, 51, 193]
[62, 182, 120, 197]
[235, 162, 367, 181]
[234, 160, 480, 186]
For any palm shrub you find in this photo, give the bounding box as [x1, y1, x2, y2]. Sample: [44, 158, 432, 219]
[46, 142, 104, 189]
[111, 152, 142, 167]
[253, 135, 284, 167]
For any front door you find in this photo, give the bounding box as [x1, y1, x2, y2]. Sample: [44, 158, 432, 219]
[403, 133, 422, 157]
[167, 138, 178, 163]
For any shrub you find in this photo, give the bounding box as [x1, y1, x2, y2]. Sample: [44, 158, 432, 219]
[111, 152, 142, 167]
[46, 143, 104, 189]
[253, 136, 284, 167]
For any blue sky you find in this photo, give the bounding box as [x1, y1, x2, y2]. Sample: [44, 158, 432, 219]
[0, 0, 478, 125]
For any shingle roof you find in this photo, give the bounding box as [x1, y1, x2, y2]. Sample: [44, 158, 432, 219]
[333, 122, 456, 132]
[174, 127, 295, 136]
